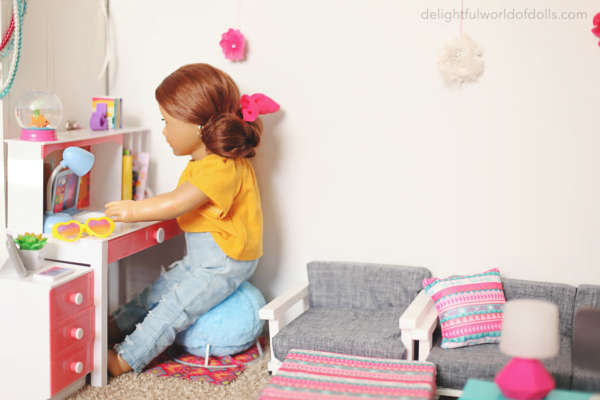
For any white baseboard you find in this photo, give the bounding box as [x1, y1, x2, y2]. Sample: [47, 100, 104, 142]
[436, 387, 464, 398]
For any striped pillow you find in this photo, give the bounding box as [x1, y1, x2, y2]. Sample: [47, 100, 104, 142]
[423, 268, 506, 349]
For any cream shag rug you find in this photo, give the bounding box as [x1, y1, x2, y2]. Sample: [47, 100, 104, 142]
[68, 344, 272, 400]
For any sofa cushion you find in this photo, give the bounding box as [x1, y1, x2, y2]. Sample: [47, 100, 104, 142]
[570, 284, 600, 391]
[307, 261, 431, 309]
[272, 307, 408, 362]
[427, 334, 573, 390]
[502, 278, 577, 338]
[423, 268, 505, 349]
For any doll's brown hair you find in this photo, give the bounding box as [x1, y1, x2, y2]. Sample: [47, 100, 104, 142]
[155, 63, 263, 158]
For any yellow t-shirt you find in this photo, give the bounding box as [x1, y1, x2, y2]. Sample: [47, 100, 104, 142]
[176, 154, 263, 261]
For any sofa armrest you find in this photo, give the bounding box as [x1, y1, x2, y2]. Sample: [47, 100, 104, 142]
[259, 282, 310, 374]
[399, 290, 437, 361]
[259, 282, 309, 321]
[413, 303, 439, 361]
[399, 290, 434, 330]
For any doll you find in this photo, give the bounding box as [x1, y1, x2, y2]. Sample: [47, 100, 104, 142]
[104, 63, 279, 376]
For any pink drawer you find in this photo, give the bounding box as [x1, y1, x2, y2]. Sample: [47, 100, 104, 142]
[107, 219, 183, 263]
[50, 343, 93, 396]
[50, 271, 94, 322]
[51, 307, 95, 359]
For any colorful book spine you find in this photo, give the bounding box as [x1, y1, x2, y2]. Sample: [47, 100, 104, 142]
[122, 149, 132, 200]
[92, 97, 122, 129]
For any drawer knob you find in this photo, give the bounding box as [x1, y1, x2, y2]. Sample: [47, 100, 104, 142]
[70, 328, 84, 340]
[69, 293, 83, 305]
[153, 228, 165, 243]
[70, 362, 83, 374]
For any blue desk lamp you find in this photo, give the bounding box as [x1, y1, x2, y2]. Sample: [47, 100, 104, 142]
[43, 147, 95, 233]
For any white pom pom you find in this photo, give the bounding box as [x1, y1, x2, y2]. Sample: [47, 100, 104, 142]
[437, 34, 484, 87]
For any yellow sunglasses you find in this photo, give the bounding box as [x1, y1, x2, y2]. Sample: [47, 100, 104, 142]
[52, 217, 115, 242]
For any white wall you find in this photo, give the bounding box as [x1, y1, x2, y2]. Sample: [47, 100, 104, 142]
[109, 0, 600, 304]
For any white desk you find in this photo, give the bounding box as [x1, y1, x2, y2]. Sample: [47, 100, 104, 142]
[43, 218, 183, 387]
[3, 127, 183, 391]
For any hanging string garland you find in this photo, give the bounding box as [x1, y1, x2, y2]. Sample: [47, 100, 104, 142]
[437, 0, 484, 87]
[219, 0, 246, 61]
[0, 0, 26, 99]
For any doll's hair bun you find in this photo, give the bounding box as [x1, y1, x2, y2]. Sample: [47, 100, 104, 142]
[201, 112, 262, 159]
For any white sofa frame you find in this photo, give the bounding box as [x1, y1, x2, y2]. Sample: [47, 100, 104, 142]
[259, 283, 310, 374]
[259, 284, 441, 376]
[405, 290, 465, 398]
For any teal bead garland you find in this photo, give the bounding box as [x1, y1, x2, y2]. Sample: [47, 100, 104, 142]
[0, 0, 27, 99]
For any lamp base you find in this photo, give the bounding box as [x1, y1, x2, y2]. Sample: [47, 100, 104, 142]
[44, 212, 74, 234]
[20, 128, 57, 141]
[494, 358, 555, 400]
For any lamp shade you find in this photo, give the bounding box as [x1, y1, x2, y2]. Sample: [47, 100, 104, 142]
[60, 146, 95, 176]
[499, 299, 559, 359]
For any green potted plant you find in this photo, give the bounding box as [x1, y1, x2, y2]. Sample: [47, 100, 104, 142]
[14, 232, 47, 270]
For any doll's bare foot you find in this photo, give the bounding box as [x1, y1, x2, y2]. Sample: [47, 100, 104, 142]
[107, 348, 132, 377]
[108, 318, 124, 342]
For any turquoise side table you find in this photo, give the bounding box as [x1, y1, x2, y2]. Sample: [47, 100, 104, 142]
[459, 380, 597, 400]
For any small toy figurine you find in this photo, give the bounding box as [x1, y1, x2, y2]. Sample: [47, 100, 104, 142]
[65, 119, 84, 131]
[90, 103, 108, 130]
[29, 110, 50, 128]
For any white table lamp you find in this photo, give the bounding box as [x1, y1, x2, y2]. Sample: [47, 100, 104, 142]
[43, 147, 95, 233]
[495, 299, 559, 400]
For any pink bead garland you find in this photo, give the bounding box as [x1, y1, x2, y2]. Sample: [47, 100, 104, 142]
[0, 16, 15, 52]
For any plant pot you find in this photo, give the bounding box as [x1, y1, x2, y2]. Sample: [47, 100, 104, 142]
[18, 247, 46, 271]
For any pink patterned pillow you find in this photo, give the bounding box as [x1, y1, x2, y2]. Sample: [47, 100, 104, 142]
[423, 268, 506, 349]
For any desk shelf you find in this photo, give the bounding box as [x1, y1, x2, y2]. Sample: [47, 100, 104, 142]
[5, 126, 150, 234]
[5, 127, 150, 158]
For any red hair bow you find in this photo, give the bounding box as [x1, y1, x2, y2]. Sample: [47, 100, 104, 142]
[240, 94, 280, 122]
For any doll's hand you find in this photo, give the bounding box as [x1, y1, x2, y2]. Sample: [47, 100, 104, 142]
[105, 200, 137, 223]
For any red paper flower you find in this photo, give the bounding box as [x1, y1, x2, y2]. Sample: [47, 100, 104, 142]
[593, 12, 600, 46]
[220, 29, 245, 61]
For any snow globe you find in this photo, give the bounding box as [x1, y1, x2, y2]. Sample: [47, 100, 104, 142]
[15, 90, 63, 141]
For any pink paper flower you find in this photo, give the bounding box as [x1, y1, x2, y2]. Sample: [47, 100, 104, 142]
[593, 12, 600, 46]
[220, 29, 245, 61]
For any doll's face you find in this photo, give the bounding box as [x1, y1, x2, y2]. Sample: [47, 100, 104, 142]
[159, 105, 205, 158]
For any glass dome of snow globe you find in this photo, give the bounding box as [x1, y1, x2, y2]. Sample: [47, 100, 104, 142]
[15, 90, 63, 141]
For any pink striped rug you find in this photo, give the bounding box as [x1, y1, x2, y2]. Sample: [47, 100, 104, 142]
[259, 349, 436, 400]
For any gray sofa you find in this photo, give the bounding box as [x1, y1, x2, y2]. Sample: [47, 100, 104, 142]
[260, 263, 600, 394]
[416, 279, 600, 395]
[259, 261, 431, 372]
